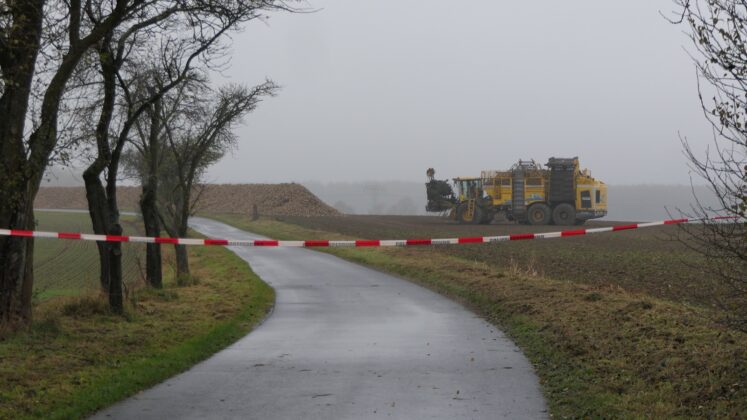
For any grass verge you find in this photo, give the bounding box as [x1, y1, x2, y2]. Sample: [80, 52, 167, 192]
[32, 211, 146, 299]
[0, 238, 274, 419]
[208, 214, 747, 418]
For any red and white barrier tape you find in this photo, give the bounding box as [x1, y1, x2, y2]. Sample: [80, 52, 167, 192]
[0, 216, 738, 248]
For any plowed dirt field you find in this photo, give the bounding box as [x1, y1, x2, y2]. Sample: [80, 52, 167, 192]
[273, 215, 712, 306]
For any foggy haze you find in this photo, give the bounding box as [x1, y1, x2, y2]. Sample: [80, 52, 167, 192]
[41, 165, 720, 222]
[304, 181, 721, 222]
[41, 1, 724, 222]
[206, 0, 714, 186]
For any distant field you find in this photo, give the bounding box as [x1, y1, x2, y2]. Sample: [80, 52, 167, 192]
[36, 184, 339, 217]
[33, 211, 145, 299]
[273, 215, 713, 306]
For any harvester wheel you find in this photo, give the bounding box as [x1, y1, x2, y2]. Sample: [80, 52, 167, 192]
[479, 210, 493, 224]
[552, 203, 576, 225]
[457, 203, 483, 225]
[527, 203, 552, 225]
[472, 206, 485, 225]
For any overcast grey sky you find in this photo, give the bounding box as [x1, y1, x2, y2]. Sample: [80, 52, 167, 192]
[208, 0, 713, 185]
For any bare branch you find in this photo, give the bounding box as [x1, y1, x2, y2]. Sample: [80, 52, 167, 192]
[674, 0, 747, 329]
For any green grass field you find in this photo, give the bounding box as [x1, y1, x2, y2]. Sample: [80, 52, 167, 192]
[33, 211, 145, 300]
[1, 211, 274, 419]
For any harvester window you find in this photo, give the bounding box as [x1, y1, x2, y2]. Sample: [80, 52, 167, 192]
[581, 190, 592, 208]
[527, 177, 542, 186]
[596, 190, 601, 203]
[500, 178, 511, 186]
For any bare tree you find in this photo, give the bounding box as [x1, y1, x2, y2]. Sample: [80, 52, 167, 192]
[673, 0, 747, 328]
[156, 81, 278, 279]
[124, 75, 204, 289]
[80, 0, 291, 312]
[0, 0, 297, 320]
[0, 0, 151, 324]
[82, 2, 219, 311]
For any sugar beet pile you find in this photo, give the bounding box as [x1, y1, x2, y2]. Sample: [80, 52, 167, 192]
[35, 184, 340, 217]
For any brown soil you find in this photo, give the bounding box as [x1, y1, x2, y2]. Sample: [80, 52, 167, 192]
[35, 184, 339, 217]
[273, 215, 716, 307]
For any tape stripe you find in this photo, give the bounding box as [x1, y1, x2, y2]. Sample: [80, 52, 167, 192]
[34, 231, 58, 238]
[458, 237, 484, 244]
[585, 227, 614, 234]
[179, 238, 206, 246]
[59, 232, 82, 240]
[509, 233, 535, 240]
[0, 217, 738, 247]
[536, 232, 562, 239]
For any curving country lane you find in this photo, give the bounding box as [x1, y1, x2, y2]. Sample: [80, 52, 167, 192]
[93, 217, 547, 419]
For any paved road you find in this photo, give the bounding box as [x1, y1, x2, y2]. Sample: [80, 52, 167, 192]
[93, 217, 547, 419]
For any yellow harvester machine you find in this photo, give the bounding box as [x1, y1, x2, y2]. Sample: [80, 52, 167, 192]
[425, 157, 607, 225]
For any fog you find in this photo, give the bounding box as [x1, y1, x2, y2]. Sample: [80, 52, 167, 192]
[208, 0, 714, 186]
[42, 1, 724, 221]
[304, 181, 720, 222]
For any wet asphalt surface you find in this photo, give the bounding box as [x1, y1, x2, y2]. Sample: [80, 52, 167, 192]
[92, 217, 547, 419]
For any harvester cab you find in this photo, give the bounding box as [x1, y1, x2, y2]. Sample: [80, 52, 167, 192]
[425, 168, 494, 224]
[454, 177, 483, 202]
[451, 176, 493, 224]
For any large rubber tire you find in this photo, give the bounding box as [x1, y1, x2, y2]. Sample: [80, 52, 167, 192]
[472, 206, 485, 225]
[479, 209, 494, 224]
[527, 203, 552, 225]
[456, 203, 468, 223]
[552, 203, 576, 226]
[457, 203, 483, 225]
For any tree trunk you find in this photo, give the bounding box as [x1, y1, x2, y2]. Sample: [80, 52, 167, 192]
[0, 195, 40, 322]
[81, 33, 126, 313]
[0, 0, 45, 324]
[107, 226, 124, 313]
[139, 97, 163, 288]
[140, 183, 162, 288]
[95, 242, 111, 292]
[174, 187, 192, 278]
[175, 244, 190, 277]
[83, 172, 123, 312]
[0, 200, 30, 324]
[20, 206, 37, 322]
